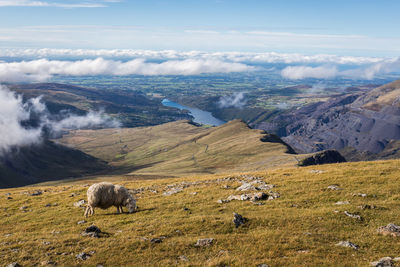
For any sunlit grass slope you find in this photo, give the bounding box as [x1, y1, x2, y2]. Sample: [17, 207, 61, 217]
[58, 120, 300, 176]
[1, 159, 400, 266]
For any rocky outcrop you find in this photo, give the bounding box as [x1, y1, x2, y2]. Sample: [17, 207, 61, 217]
[256, 80, 400, 160]
[298, 150, 346, 166]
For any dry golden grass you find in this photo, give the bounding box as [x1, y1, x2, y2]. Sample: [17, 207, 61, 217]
[2, 159, 400, 266]
[58, 120, 300, 176]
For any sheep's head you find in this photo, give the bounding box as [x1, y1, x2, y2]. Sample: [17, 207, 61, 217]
[125, 197, 137, 213]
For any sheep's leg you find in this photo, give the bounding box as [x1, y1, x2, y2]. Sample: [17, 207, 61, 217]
[120, 206, 124, 213]
[116, 206, 120, 214]
[84, 206, 89, 217]
[90, 206, 94, 216]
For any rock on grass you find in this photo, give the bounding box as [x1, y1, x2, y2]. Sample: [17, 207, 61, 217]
[335, 241, 359, 250]
[377, 224, 400, 237]
[233, 213, 247, 228]
[195, 238, 214, 247]
[370, 257, 394, 267]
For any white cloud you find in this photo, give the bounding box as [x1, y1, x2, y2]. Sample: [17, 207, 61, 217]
[281, 57, 400, 80]
[342, 57, 400, 80]
[0, 58, 253, 82]
[0, 85, 42, 153]
[50, 111, 120, 132]
[0, 85, 119, 154]
[281, 65, 339, 80]
[218, 92, 247, 108]
[0, 48, 387, 65]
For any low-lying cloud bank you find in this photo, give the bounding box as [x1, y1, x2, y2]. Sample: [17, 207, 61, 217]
[0, 85, 119, 154]
[0, 48, 386, 65]
[0, 58, 253, 82]
[0, 49, 399, 81]
[281, 57, 400, 80]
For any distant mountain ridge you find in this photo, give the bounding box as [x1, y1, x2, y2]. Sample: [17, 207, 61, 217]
[256, 79, 400, 160]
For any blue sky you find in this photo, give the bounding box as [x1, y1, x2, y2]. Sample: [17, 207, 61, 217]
[0, 0, 399, 56]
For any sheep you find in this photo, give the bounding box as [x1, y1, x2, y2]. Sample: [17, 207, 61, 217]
[84, 182, 137, 217]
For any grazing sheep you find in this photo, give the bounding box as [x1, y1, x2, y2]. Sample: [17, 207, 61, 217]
[84, 182, 137, 217]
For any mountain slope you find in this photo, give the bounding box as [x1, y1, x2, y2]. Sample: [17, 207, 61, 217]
[0, 140, 108, 188]
[58, 120, 300, 176]
[256, 79, 400, 159]
[1, 159, 400, 266]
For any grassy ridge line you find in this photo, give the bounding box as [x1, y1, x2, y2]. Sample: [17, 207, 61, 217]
[1, 159, 400, 266]
[58, 120, 301, 176]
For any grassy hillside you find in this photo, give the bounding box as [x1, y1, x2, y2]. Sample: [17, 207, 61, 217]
[58, 120, 300, 176]
[1, 160, 400, 266]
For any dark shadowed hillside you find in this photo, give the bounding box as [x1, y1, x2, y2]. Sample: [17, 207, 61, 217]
[0, 140, 108, 188]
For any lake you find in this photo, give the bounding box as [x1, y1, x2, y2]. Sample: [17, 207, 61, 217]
[161, 99, 225, 126]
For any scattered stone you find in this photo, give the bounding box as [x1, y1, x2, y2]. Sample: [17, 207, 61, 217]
[96, 264, 104, 267]
[30, 190, 42, 196]
[335, 201, 350, 205]
[41, 260, 57, 266]
[19, 206, 28, 211]
[217, 199, 230, 204]
[76, 252, 91, 261]
[236, 183, 258, 191]
[257, 264, 268, 267]
[221, 185, 231, 189]
[178, 255, 189, 262]
[370, 257, 394, 267]
[251, 192, 269, 201]
[73, 200, 86, 208]
[50, 230, 60, 235]
[150, 238, 163, 244]
[236, 181, 275, 191]
[327, 185, 342, 191]
[191, 192, 198, 195]
[195, 238, 214, 247]
[353, 193, 368, 197]
[81, 225, 101, 238]
[4, 233, 12, 237]
[335, 241, 359, 250]
[253, 202, 265, 206]
[6, 263, 22, 267]
[233, 213, 247, 228]
[344, 211, 362, 220]
[7, 196, 12, 200]
[77, 220, 87, 225]
[42, 241, 51, 245]
[183, 207, 189, 211]
[297, 250, 310, 253]
[359, 204, 376, 210]
[310, 170, 324, 174]
[378, 224, 400, 237]
[163, 188, 183, 196]
[69, 193, 76, 197]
